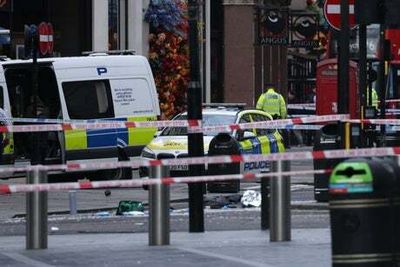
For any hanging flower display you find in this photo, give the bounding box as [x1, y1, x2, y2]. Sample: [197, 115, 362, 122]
[145, 0, 189, 119]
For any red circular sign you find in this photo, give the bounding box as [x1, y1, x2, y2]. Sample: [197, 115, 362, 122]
[47, 23, 54, 55]
[38, 22, 49, 55]
[323, 0, 357, 31]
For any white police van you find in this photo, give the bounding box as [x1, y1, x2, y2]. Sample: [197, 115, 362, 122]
[0, 51, 160, 181]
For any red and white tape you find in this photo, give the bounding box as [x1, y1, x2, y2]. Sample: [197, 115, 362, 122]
[287, 103, 316, 110]
[385, 99, 400, 104]
[0, 120, 200, 133]
[1, 146, 399, 174]
[188, 114, 347, 133]
[0, 114, 347, 133]
[0, 169, 330, 194]
[347, 119, 400, 125]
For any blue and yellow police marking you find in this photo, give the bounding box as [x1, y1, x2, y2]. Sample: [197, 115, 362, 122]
[258, 136, 271, 154]
[238, 132, 284, 155]
[65, 116, 157, 151]
[3, 133, 13, 155]
[127, 116, 157, 147]
[239, 139, 254, 154]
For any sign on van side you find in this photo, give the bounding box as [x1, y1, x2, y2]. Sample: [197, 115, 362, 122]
[111, 79, 155, 116]
[115, 88, 134, 106]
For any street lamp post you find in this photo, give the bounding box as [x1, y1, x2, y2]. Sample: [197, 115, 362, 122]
[188, 0, 205, 233]
[338, 0, 350, 149]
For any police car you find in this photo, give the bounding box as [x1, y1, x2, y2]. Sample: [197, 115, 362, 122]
[140, 104, 285, 186]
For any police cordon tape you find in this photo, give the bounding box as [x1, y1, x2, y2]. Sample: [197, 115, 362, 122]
[1, 146, 400, 174]
[0, 169, 330, 194]
[0, 114, 347, 133]
[385, 99, 400, 103]
[287, 104, 316, 111]
[348, 119, 400, 125]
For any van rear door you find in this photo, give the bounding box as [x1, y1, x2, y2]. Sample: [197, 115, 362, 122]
[59, 79, 118, 166]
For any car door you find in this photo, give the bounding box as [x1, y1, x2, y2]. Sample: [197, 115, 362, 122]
[59, 78, 118, 165]
[251, 112, 285, 154]
[236, 112, 256, 155]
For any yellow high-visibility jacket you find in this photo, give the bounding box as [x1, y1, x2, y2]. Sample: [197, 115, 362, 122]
[256, 88, 287, 119]
[367, 87, 379, 108]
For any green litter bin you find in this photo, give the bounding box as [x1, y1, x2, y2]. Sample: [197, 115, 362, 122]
[329, 158, 399, 267]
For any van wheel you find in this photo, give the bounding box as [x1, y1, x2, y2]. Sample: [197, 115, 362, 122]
[86, 165, 128, 181]
[48, 172, 86, 183]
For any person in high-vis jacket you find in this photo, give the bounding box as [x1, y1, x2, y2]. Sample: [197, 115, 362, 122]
[0, 107, 11, 163]
[367, 87, 379, 109]
[256, 85, 287, 119]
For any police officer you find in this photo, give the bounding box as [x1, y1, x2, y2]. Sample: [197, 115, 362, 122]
[367, 87, 379, 109]
[256, 84, 287, 119]
[256, 84, 289, 147]
[0, 107, 11, 163]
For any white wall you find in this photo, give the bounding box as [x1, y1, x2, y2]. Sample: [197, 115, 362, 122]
[91, 0, 150, 55]
[128, 0, 149, 56]
[92, 0, 108, 51]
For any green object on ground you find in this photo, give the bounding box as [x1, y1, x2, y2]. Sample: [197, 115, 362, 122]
[116, 200, 144, 215]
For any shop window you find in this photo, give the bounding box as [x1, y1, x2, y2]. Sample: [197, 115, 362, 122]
[109, 0, 120, 50]
[62, 80, 114, 119]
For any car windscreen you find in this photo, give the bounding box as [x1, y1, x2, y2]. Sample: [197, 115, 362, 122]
[161, 114, 236, 136]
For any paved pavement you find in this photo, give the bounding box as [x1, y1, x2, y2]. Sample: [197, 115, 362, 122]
[0, 145, 334, 266]
[0, 228, 331, 267]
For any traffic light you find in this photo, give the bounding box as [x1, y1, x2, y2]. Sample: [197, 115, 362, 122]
[384, 0, 400, 29]
[24, 24, 38, 59]
[355, 0, 384, 24]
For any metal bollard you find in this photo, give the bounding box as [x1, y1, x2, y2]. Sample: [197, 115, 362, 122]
[69, 190, 77, 215]
[149, 165, 170, 246]
[269, 160, 291, 242]
[26, 168, 48, 249]
[261, 175, 270, 230]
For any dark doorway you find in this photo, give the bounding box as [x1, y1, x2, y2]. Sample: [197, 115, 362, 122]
[211, 0, 224, 102]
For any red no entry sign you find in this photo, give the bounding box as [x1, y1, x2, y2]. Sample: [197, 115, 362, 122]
[323, 0, 357, 31]
[38, 22, 54, 55]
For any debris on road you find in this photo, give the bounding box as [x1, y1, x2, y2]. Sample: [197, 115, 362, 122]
[116, 200, 144, 215]
[95, 211, 111, 217]
[241, 190, 261, 207]
[122, 211, 145, 216]
[204, 194, 242, 209]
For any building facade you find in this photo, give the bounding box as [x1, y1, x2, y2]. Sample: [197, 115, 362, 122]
[0, 0, 313, 112]
[0, 0, 150, 57]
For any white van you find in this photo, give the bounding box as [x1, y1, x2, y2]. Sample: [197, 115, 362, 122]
[0, 53, 160, 181]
